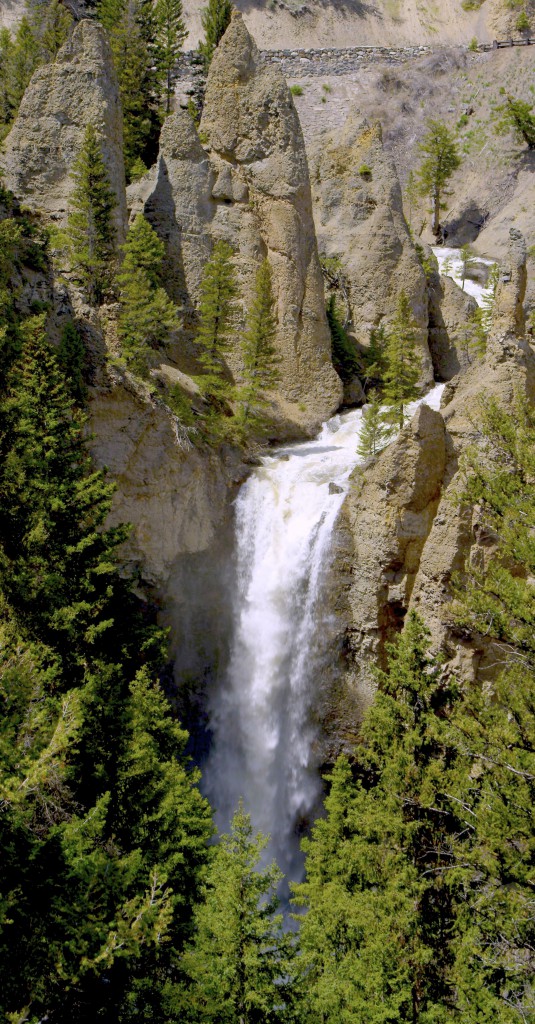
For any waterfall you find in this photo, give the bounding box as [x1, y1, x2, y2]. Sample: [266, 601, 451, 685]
[202, 383, 445, 881]
[432, 246, 496, 307]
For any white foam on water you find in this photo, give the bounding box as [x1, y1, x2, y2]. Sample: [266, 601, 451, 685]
[203, 383, 445, 879]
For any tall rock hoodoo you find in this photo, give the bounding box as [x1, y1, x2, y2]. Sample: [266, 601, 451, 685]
[130, 11, 342, 431]
[0, 20, 127, 241]
[310, 112, 433, 385]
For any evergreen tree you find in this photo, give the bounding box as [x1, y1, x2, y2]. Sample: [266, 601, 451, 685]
[0, 312, 212, 1023]
[198, 0, 233, 70]
[356, 389, 390, 458]
[326, 293, 361, 384]
[66, 123, 117, 304]
[5, 16, 40, 115]
[96, 0, 126, 31]
[293, 614, 462, 1024]
[99, 0, 160, 178]
[182, 802, 293, 1024]
[0, 28, 15, 133]
[154, 0, 186, 114]
[382, 290, 421, 430]
[116, 213, 179, 375]
[416, 120, 461, 237]
[29, 0, 72, 61]
[496, 94, 535, 150]
[459, 242, 477, 291]
[361, 324, 387, 391]
[237, 258, 279, 427]
[194, 239, 238, 403]
[57, 320, 86, 403]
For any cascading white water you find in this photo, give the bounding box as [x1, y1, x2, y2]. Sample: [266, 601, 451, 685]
[432, 246, 496, 307]
[203, 383, 445, 881]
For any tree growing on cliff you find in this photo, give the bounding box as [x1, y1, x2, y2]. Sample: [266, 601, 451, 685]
[416, 120, 461, 238]
[237, 258, 279, 428]
[154, 0, 186, 114]
[181, 802, 294, 1024]
[116, 213, 179, 374]
[198, 0, 233, 70]
[495, 94, 535, 150]
[293, 614, 462, 1024]
[101, 0, 161, 177]
[66, 123, 117, 304]
[382, 291, 421, 430]
[357, 390, 389, 458]
[194, 239, 238, 404]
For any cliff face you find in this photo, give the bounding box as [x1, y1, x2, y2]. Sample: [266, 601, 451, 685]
[327, 229, 535, 745]
[310, 113, 433, 385]
[1, 21, 127, 242]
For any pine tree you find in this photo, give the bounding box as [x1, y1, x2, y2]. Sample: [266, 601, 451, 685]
[198, 0, 233, 70]
[57, 320, 86, 403]
[237, 259, 279, 427]
[194, 239, 238, 403]
[0, 28, 15, 132]
[382, 290, 422, 430]
[326, 293, 361, 384]
[459, 243, 477, 291]
[100, 0, 160, 178]
[416, 120, 461, 237]
[66, 123, 117, 304]
[116, 213, 179, 375]
[154, 0, 186, 114]
[356, 389, 390, 458]
[361, 324, 387, 391]
[5, 16, 40, 115]
[32, 0, 72, 61]
[182, 802, 294, 1024]
[294, 614, 462, 1024]
[496, 94, 535, 150]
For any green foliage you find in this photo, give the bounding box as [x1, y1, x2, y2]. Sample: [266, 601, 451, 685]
[290, 83, 304, 96]
[198, 0, 233, 70]
[450, 393, 535, 666]
[495, 94, 535, 150]
[459, 243, 477, 291]
[293, 614, 461, 1024]
[182, 802, 294, 1023]
[194, 239, 238, 404]
[361, 324, 387, 391]
[154, 0, 186, 113]
[57, 320, 87, 403]
[416, 120, 461, 236]
[116, 213, 179, 374]
[515, 9, 531, 30]
[0, 270, 212, 1022]
[382, 291, 422, 429]
[105, 0, 161, 177]
[358, 162, 372, 177]
[129, 155, 148, 181]
[37, 0, 72, 60]
[236, 259, 279, 429]
[4, 16, 40, 115]
[414, 240, 436, 281]
[468, 35, 478, 50]
[66, 123, 117, 305]
[356, 389, 390, 458]
[326, 294, 360, 384]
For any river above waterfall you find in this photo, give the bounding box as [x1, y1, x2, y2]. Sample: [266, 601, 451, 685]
[432, 246, 496, 307]
[202, 382, 445, 883]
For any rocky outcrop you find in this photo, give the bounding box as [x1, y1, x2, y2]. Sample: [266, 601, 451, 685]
[127, 111, 215, 327]
[326, 403, 446, 743]
[0, 20, 127, 241]
[309, 112, 433, 385]
[89, 371, 242, 683]
[331, 231, 535, 735]
[427, 266, 478, 380]
[129, 13, 343, 433]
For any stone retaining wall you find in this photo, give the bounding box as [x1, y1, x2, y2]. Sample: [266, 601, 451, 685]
[175, 44, 435, 81]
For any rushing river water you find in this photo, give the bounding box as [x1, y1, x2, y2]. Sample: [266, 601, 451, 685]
[203, 382, 445, 880]
[432, 246, 496, 308]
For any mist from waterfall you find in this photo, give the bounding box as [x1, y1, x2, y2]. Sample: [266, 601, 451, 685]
[202, 383, 445, 883]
